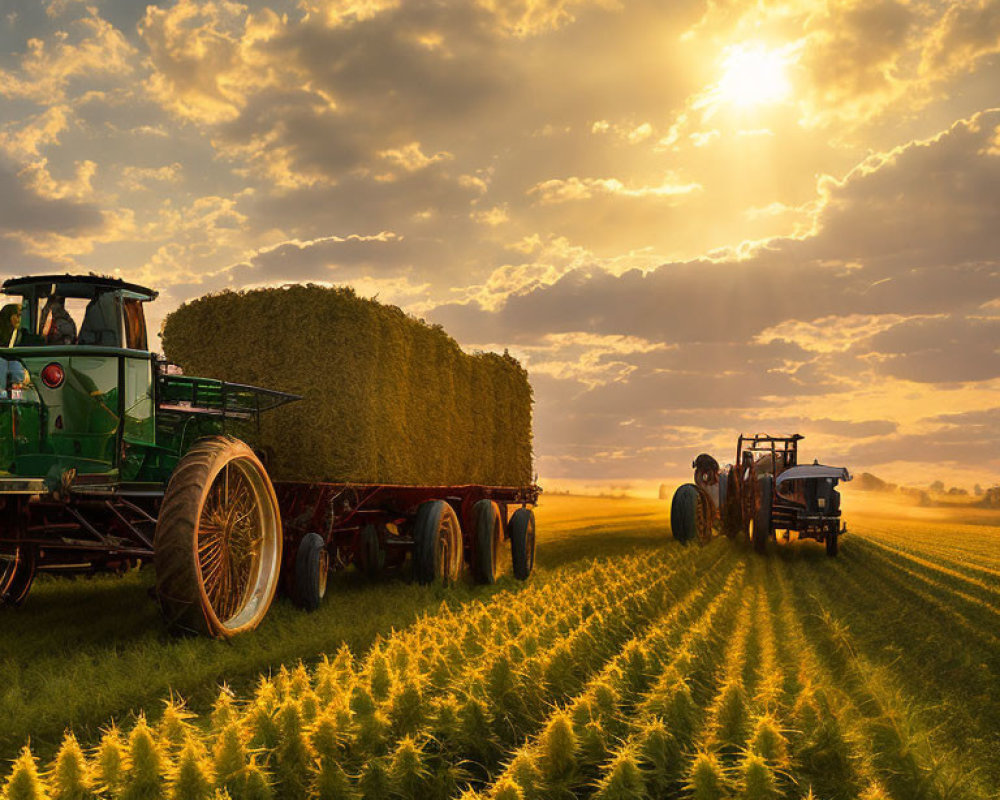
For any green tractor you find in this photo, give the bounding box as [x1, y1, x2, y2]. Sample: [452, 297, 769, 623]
[1, 274, 542, 637]
[0, 274, 299, 637]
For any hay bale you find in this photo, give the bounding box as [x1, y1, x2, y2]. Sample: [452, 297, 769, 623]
[161, 285, 533, 486]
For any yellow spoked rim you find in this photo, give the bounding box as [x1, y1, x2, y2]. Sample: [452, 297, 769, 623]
[196, 458, 280, 631]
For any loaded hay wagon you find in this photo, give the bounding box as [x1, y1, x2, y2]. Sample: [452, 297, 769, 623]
[0, 275, 539, 638]
[671, 433, 850, 555]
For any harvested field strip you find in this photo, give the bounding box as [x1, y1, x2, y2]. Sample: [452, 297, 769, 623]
[855, 519, 1000, 569]
[859, 531, 1000, 596]
[783, 548, 992, 797]
[792, 546, 999, 790]
[850, 543, 1000, 651]
[854, 534, 1000, 599]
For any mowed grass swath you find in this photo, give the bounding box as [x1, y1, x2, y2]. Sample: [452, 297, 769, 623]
[3, 496, 1000, 800]
[161, 285, 533, 486]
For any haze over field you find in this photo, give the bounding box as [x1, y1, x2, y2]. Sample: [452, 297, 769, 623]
[1, 0, 998, 488]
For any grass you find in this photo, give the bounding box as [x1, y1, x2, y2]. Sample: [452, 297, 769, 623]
[0, 494, 669, 764]
[2, 493, 1000, 799]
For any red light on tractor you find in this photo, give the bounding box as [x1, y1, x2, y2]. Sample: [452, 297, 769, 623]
[41, 362, 64, 388]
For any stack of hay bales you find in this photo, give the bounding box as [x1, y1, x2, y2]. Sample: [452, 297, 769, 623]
[161, 284, 533, 486]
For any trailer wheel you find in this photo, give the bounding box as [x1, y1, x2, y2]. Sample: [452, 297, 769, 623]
[751, 475, 774, 555]
[509, 508, 535, 580]
[473, 499, 504, 584]
[826, 531, 839, 557]
[293, 533, 328, 611]
[154, 436, 282, 638]
[0, 543, 36, 607]
[357, 524, 384, 579]
[413, 500, 463, 585]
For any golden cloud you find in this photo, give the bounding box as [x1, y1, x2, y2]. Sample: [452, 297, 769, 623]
[0, 10, 134, 103]
[528, 176, 702, 204]
[140, 0, 288, 124]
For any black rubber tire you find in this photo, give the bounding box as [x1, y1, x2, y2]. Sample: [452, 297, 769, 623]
[357, 523, 384, 579]
[0, 544, 36, 608]
[509, 507, 535, 581]
[752, 475, 774, 555]
[826, 532, 839, 557]
[671, 484, 699, 543]
[293, 532, 328, 611]
[720, 469, 740, 539]
[717, 470, 727, 522]
[154, 436, 282, 638]
[473, 499, 503, 584]
[412, 500, 463, 585]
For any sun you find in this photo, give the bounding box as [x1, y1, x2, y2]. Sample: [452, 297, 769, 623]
[715, 43, 792, 109]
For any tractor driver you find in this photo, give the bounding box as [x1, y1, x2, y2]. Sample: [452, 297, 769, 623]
[39, 295, 77, 345]
[0, 303, 28, 390]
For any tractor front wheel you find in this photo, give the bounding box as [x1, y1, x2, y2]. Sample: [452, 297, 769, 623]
[413, 500, 463, 585]
[154, 436, 283, 638]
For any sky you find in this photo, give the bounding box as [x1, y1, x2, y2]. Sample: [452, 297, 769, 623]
[1, 0, 998, 492]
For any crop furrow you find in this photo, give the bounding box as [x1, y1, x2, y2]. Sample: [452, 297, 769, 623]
[784, 560, 986, 799]
[767, 561, 892, 799]
[854, 536, 1000, 610]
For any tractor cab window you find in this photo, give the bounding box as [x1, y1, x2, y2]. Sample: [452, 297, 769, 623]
[37, 296, 85, 345]
[78, 292, 121, 347]
[122, 298, 148, 350]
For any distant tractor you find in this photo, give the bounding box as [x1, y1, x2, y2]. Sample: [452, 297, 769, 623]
[671, 433, 851, 555]
[0, 275, 539, 637]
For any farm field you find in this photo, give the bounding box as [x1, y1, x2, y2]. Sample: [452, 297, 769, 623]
[1, 493, 999, 799]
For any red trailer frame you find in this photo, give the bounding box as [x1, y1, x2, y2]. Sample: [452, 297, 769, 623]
[275, 481, 541, 580]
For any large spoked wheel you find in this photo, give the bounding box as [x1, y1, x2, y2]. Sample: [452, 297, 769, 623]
[509, 507, 535, 580]
[751, 475, 774, 555]
[0, 542, 36, 608]
[473, 499, 504, 584]
[155, 436, 282, 638]
[413, 500, 463, 585]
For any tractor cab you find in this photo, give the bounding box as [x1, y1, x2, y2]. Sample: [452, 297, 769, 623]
[0, 275, 158, 486]
[3, 274, 155, 351]
[1, 274, 300, 495]
[736, 433, 801, 478]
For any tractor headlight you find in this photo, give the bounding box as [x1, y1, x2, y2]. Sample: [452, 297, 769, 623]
[817, 497, 826, 509]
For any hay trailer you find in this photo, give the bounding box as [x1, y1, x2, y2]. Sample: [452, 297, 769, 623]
[0, 275, 539, 638]
[671, 433, 851, 556]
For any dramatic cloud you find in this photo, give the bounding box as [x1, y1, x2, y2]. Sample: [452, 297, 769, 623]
[0, 8, 134, 102]
[0, 160, 103, 234]
[2, 0, 998, 489]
